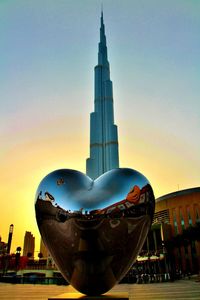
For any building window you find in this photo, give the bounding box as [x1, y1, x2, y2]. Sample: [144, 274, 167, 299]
[173, 209, 178, 235]
[180, 210, 185, 231]
[187, 208, 192, 226]
[153, 209, 170, 224]
[196, 209, 200, 223]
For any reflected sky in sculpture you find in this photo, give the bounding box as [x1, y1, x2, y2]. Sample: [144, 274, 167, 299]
[36, 169, 149, 212]
[35, 168, 155, 295]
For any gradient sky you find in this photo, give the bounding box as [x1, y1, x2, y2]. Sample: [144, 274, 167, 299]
[0, 0, 199, 255]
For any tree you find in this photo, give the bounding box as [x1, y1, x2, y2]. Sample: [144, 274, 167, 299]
[27, 252, 32, 258]
[38, 252, 43, 259]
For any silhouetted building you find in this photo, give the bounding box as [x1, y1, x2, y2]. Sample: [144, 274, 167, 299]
[7, 224, 14, 254]
[0, 236, 7, 255]
[86, 12, 119, 179]
[23, 231, 35, 258]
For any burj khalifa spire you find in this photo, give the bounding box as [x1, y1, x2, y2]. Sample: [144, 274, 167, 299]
[86, 12, 119, 179]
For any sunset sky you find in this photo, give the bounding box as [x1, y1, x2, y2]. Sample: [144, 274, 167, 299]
[0, 0, 199, 255]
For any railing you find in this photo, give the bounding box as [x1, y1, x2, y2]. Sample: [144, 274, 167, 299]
[22, 264, 57, 270]
[0, 275, 68, 285]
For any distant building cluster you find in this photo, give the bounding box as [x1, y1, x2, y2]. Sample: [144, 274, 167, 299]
[0, 224, 14, 255]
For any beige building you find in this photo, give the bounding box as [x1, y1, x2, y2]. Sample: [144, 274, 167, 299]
[153, 187, 200, 274]
[23, 231, 35, 257]
[39, 238, 49, 259]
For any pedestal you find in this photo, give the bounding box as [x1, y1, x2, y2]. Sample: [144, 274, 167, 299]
[48, 292, 129, 300]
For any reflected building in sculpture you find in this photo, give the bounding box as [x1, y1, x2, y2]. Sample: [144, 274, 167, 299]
[86, 12, 119, 179]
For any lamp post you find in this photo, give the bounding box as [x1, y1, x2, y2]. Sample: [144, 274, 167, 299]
[15, 247, 21, 272]
[162, 241, 168, 274]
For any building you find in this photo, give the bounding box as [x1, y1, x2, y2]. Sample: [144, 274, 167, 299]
[155, 187, 200, 232]
[136, 187, 200, 278]
[23, 231, 35, 258]
[0, 236, 7, 255]
[155, 187, 200, 273]
[39, 238, 54, 267]
[7, 224, 14, 254]
[0, 224, 14, 255]
[86, 11, 119, 179]
[39, 238, 48, 259]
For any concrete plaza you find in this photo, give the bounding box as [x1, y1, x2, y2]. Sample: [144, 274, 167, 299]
[0, 279, 200, 300]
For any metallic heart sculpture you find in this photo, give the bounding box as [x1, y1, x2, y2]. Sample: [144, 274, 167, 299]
[35, 168, 155, 295]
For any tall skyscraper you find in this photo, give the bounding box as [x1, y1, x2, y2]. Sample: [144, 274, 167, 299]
[7, 224, 14, 254]
[86, 12, 119, 179]
[23, 231, 35, 257]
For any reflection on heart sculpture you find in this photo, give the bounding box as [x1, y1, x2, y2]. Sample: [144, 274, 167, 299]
[35, 168, 155, 295]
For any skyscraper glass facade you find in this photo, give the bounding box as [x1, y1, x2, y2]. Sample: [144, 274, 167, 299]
[86, 12, 119, 179]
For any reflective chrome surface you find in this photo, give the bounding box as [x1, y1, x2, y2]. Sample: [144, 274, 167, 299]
[35, 168, 155, 295]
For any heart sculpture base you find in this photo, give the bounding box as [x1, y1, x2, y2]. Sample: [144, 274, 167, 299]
[35, 168, 155, 295]
[48, 292, 129, 300]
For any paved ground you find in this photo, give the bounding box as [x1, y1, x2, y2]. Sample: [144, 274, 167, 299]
[0, 279, 200, 300]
